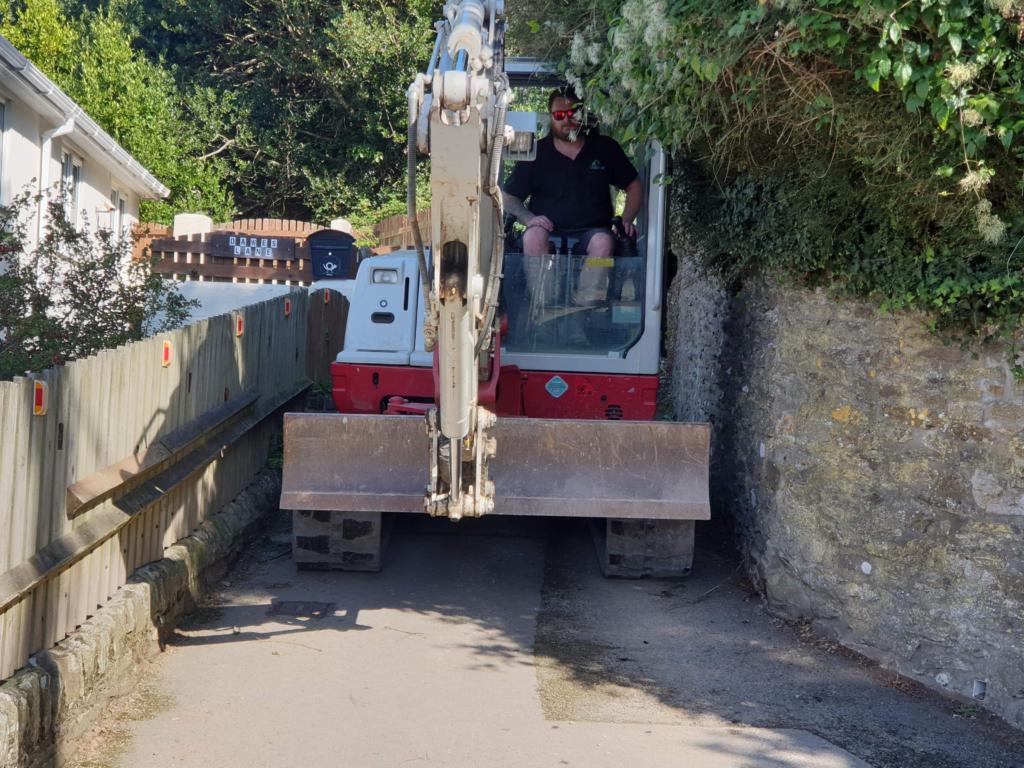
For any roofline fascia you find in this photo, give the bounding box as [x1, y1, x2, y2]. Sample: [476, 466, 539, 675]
[0, 35, 171, 200]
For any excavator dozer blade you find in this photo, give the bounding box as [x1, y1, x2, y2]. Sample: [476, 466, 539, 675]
[280, 413, 710, 520]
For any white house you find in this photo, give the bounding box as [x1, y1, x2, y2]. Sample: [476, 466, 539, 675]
[0, 34, 168, 247]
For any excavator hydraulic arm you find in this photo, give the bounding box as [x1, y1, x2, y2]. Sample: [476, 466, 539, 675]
[407, 0, 513, 520]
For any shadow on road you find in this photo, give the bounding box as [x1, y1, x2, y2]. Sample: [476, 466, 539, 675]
[532, 519, 1024, 768]
[169, 512, 1024, 768]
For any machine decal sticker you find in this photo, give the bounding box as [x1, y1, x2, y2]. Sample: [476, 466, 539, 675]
[545, 375, 569, 398]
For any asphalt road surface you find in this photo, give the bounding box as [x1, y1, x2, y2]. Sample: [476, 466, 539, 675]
[71, 516, 1024, 768]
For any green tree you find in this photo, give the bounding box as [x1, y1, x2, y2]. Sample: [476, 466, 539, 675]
[124, 0, 441, 223]
[0, 0, 235, 222]
[0, 0, 76, 80]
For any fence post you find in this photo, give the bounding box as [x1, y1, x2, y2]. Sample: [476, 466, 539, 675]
[173, 213, 213, 239]
[329, 218, 353, 234]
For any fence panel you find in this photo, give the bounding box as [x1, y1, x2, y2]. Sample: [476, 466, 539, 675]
[0, 383, 15, 674]
[0, 289, 331, 680]
[373, 209, 431, 249]
[306, 289, 349, 384]
[147, 219, 330, 285]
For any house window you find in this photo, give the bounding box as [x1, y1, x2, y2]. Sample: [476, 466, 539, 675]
[61, 151, 82, 224]
[109, 189, 128, 240]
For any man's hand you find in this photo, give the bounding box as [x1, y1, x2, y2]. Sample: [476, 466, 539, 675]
[526, 215, 555, 232]
[620, 178, 644, 239]
[612, 216, 637, 238]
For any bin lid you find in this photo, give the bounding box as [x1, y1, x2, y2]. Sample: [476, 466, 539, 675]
[308, 229, 355, 249]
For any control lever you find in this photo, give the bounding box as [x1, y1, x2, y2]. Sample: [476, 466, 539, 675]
[610, 216, 638, 258]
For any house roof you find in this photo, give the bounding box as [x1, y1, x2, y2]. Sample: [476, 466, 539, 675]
[0, 35, 170, 199]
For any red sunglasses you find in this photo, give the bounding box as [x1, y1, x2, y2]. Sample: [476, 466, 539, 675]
[550, 108, 579, 121]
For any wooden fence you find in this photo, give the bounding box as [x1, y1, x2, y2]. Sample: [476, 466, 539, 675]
[0, 289, 345, 680]
[134, 218, 338, 285]
[373, 209, 431, 250]
[307, 288, 349, 385]
[144, 220, 324, 285]
[134, 219, 326, 261]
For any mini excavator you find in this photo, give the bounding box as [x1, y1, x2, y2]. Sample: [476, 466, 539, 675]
[280, 0, 710, 576]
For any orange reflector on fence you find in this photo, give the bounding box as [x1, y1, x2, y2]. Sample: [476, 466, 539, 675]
[235, 314, 245, 337]
[33, 380, 48, 416]
[162, 339, 173, 367]
[284, 297, 292, 317]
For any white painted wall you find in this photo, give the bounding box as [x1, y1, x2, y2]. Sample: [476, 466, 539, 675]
[62, 136, 141, 234]
[0, 90, 146, 249]
[1, 93, 42, 232]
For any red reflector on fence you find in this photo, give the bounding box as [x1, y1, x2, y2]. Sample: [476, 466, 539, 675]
[33, 381, 48, 416]
[324, 290, 331, 305]
[162, 340, 173, 367]
[235, 314, 245, 337]
[284, 297, 292, 317]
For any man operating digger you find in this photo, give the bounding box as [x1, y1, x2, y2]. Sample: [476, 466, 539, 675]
[502, 87, 644, 307]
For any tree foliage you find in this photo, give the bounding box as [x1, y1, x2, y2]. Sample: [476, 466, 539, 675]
[4, 0, 443, 227]
[122, 0, 441, 225]
[0, 0, 235, 222]
[0, 193, 195, 379]
[511, 0, 1024, 346]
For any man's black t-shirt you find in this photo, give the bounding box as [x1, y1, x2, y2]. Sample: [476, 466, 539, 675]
[504, 133, 638, 230]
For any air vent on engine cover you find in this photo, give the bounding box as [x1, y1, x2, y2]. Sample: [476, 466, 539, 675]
[605, 405, 624, 420]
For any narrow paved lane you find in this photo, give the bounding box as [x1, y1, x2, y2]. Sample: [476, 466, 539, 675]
[73, 517, 1023, 768]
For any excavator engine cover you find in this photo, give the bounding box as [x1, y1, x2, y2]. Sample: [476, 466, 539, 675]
[280, 413, 710, 520]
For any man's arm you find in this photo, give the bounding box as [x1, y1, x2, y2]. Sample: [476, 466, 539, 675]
[620, 177, 644, 238]
[502, 191, 554, 231]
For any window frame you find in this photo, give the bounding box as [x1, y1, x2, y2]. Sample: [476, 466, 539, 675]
[61, 150, 83, 225]
[109, 188, 126, 239]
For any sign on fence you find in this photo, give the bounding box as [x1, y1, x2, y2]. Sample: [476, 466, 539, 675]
[209, 233, 297, 260]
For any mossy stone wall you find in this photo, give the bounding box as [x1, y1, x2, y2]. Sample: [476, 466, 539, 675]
[667, 183, 1024, 729]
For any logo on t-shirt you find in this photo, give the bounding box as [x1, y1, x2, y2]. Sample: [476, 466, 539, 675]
[589, 160, 606, 172]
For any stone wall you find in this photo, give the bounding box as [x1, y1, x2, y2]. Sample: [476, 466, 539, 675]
[667, 183, 1024, 728]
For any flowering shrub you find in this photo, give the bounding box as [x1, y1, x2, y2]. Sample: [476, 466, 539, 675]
[513, 0, 1024, 350]
[0, 193, 195, 379]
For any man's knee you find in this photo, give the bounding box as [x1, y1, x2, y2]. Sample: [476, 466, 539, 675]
[586, 231, 614, 258]
[522, 226, 552, 257]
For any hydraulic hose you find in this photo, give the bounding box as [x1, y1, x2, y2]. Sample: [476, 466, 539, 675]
[407, 78, 436, 350]
[475, 79, 510, 358]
